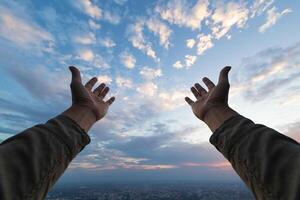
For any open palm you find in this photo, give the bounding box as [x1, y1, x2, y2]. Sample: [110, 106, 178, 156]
[185, 66, 231, 120]
[69, 66, 115, 121]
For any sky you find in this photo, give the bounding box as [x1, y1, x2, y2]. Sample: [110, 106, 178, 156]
[0, 0, 299, 183]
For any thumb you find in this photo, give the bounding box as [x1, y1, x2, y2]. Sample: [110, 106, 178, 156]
[69, 66, 82, 83]
[218, 66, 231, 85]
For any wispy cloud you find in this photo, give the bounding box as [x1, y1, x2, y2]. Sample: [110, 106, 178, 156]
[155, 0, 210, 30]
[259, 7, 292, 33]
[0, 5, 54, 53]
[233, 42, 300, 102]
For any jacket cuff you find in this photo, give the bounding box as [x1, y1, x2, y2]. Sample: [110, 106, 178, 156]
[46, 115, 91, 158]
[209, 115, 252, 159]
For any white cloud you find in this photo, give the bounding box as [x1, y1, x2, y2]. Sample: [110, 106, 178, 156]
[97, 75, 112, 84]
[116, 76, 133, 88]
[137, 82, 158, 96]
[156, 0, 210, 30]
[172, 55, 197, 70]
[250, 0, 274, 18]
[259, 7, 292, 33]
[120, 51, 136, 69]
[158, 90, 190, 110]
[210, 2, 249, 39]
[197, 34, 213, 55]
[140, 67, 162, 80]
[173, 61, 184, 69]
[0, 6, 54, 52]
[100, 37, 116, 48]
[186, 39, 196, 48]
[77, 49, 94, 61]
[185, 55, 197, 67]
[103, 10, 121, 25]
[128, 20, 158, 61]
[73, 32, 96, 45]
[88, 19, 101, 30]
[77, 0, 102, 19]
[146, 18, 172, 49]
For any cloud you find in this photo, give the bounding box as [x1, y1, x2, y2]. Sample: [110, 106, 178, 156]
[76, 0, 102, 19]
[281, 121, 300, 143]
[197, 34, 213, 55]
[155, 0, 210, 30]
[100, 37, 116, 48]
[172, 55, 197, 69]
[0, 6, 54, 53]
[120, 51, 136, 69]
[73, 32, 96, 45]
[259, 7, 292, 33]
[77, 49, 94, 61]
[173, 61, 184, 69]
[184, 55, 197, 67]
[97, 75, 112, 84]
[103, 10, 121, 25]
[128, 20, 158, 61]
[210, 2, 249, 39]
[157, 90, 190, 110]
[233, 42, 300, 102]
[115, 76, 133, 88]
[186, 39, 196, 48]
[88, 19, 101, 30]
[146, 18, 172, 49]
[105, 122, 224, 167]
[6, 65, 69, 100]
[140, 67, 162, 80]
[250, 0, 274, 18]
[137, 82, 158, 97]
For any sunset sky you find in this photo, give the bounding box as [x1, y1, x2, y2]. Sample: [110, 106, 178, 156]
[0, 0, 299, 183]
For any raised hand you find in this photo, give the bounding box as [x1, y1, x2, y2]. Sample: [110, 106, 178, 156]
[63, 66, 115, 132]
[69, 66, 115, 121]
[185, 66, 233, 124]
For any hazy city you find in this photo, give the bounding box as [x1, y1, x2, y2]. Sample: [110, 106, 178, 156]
[46, 181, 254, 200]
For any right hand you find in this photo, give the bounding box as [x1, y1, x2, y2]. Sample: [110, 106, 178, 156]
[185, 66, 231, 121]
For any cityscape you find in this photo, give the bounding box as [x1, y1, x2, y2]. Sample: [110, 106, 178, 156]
[46, 181, 254, 200]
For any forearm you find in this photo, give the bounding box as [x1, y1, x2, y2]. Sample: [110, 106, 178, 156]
[0, 115, 90, 200]
[209, 115, 300, 199]
[203, 105, 239, 132]
[62, 105, 97, 132]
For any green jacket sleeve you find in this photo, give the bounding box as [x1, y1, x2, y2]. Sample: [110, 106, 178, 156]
[210, 115, 300, 200]
[0, 115, 90, 200]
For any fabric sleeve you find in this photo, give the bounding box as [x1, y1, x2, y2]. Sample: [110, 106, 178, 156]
[0, 115, 90, 200]
[210, 115, 300, 200]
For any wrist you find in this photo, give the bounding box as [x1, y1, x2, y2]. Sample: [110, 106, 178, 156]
[62, 105, 97, 132]
[203, 105, 238, 132]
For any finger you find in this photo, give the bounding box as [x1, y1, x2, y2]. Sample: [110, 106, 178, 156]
[106, 97, 115, 105]
[202, 77, 215, 91]
[218, 66, 231, 85]
[99, 87, 109, 99]
[191, 87, 200, 99]
[85, 77, 97, 91]
[93, 83, 105, 96]
[69, 66, 82, 83]
[194, 83, 207, 96]
[185, 97, 194, 105]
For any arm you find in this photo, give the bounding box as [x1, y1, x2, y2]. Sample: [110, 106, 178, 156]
[0, 66, 115, 200]
[185, 66, 300, 200]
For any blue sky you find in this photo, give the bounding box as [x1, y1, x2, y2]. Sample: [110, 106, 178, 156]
[0, 0, 300, 183]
